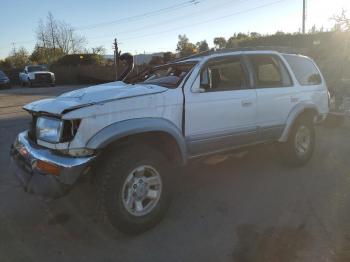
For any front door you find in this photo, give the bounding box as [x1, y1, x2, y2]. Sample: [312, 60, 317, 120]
[184, 55, 257, 157]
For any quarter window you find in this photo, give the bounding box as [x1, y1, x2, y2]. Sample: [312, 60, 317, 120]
[249, 55, 292, 88]
[283, 55, 322, 86]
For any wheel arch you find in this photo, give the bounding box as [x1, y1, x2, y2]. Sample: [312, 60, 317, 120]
[86, 118, 187, 165]
[279, 103, 319, 142]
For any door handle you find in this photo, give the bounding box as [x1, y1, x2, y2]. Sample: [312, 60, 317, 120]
[241, 100, 253, 107]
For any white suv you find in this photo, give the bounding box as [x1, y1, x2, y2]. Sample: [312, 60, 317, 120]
[11, 50, 329, 234]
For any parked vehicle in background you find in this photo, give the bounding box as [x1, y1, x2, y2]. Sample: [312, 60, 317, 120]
[19, 65, 55, 87]
[0, 70, 11, 88]
[10, 50, 329, 235]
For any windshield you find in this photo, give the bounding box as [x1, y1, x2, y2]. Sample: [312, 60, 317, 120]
[127, 62, 197, 88]
[27, 65, 48, 72]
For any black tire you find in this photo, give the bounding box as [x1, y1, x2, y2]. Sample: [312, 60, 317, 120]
[96, 145, 172, 235]
[29, 80, 33, 87]
[21, 81, 25, 87]
[280, 116, 315, 166]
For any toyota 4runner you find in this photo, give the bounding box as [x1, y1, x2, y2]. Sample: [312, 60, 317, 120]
[10, 50, 329, 234]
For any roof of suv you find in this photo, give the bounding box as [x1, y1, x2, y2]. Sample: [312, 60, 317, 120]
[175, 47, 305, 63]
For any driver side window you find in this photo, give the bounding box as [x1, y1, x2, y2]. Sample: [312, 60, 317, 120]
[200, 57, 247, 92]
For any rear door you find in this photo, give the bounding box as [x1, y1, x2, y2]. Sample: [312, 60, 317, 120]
[246, 54, 296, 140]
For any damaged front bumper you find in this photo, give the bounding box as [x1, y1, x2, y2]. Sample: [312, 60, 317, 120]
[10, 131, 95, 198]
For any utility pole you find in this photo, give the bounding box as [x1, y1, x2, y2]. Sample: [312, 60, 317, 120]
[302, 0, 306, 34]
[113, 38, 120, 79]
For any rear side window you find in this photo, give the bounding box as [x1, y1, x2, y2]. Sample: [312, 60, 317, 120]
[248, 55, 292, 88]
[283, 55, 322, 86]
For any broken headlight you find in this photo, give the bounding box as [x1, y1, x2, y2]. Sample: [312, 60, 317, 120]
[36, 117, 63, 143]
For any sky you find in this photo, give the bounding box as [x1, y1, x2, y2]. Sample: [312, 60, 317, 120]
[1, 0, 350, 59]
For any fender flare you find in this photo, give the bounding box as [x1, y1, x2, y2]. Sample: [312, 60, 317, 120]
[279, 103, 319, 142]
[86, 118, 188, 164]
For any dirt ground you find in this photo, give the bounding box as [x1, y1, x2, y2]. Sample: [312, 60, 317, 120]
[1, 85, 350, 262]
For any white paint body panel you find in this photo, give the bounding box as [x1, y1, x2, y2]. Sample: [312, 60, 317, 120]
[185, 76, 257, 137]
[22, 50, 329, 155]
[66, 88, 183, 148]
[24, 81, 168, 115]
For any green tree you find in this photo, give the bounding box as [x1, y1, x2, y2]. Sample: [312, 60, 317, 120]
[176, 34, 197, 57]
[213, 37, 227, 49]
[274, 31, 286, 36]
[196, 40, 209, 52]
[30, 45, 64, 64]
[226, 36, 238, 48]
[0, 59, 12, 70]
[6, 47, 29, 69]
[235, 33, 249, 40]
[163, 52, 175, 63]
[250, 32, 261, 38]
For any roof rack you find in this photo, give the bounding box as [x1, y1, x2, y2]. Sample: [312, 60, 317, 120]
[174, 46, 304, 62]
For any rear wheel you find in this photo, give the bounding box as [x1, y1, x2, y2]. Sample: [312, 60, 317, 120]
[280, 116, 315, 166]
[97, 145, 172, 235]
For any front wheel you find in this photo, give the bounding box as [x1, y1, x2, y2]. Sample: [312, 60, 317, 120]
[280, 116, 315, 166]
[97, 145, 172, 235]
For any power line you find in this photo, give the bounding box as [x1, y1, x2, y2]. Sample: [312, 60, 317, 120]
[118, 0, 287, 42]
[88, 0, 247, 40]
[75, 0, 202, 31]
[0, 0, 203, 51]
[0, 0, 287, 54]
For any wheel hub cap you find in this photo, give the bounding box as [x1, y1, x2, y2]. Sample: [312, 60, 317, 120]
[295, 125, 311, 156]
[121, 165, 162, 216]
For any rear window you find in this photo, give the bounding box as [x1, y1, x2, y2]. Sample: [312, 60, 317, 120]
[283, 55, 322, 86]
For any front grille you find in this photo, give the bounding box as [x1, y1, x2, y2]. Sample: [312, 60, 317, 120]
[35, 73, 51, 82]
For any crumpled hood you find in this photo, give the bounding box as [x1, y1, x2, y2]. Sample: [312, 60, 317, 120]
[23, 81, 167, 115]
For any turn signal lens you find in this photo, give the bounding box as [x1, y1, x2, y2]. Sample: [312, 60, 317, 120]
[35, 160, 61, 176]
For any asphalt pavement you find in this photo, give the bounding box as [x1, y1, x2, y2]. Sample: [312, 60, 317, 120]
[1, 85, 350, 262]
